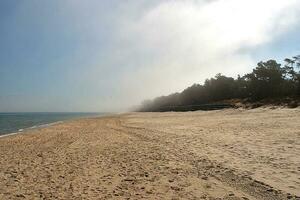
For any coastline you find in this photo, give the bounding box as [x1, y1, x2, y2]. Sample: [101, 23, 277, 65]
[0, 113, 112, 139]
[0, 108, 299, 199]
[0, 121, 64, 139]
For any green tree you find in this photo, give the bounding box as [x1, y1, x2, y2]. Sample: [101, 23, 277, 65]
[285, 55, 300, 95]
[204, 73, 236, 101]
[244, 60, 284, 99]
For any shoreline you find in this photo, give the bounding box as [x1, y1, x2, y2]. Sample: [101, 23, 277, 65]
[0, 113, 113, 139]
[0, 121, 64, 139]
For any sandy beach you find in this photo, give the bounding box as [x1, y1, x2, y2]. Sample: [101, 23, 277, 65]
[0, 108, 299, 200]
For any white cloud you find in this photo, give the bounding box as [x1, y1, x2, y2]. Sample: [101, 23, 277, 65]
[2, 0, 299, 112]
[110, 0, 300, 108]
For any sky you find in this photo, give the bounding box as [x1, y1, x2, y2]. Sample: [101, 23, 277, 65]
[0, 0, 299, 112]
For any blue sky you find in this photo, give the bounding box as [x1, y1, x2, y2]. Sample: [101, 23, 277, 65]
[0, 0, 299, 112]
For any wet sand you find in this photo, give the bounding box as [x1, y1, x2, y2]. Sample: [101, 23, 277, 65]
[0, 108, 299, 199]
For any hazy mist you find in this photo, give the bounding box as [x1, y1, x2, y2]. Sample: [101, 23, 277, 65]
[0, 0, 300, 112]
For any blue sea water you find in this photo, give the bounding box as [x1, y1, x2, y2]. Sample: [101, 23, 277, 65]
[0, 112, 107, 136]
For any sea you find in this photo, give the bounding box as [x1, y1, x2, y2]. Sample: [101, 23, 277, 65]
[0, 112, 107, 137]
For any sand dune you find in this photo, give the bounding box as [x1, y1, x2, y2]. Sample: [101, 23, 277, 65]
[0, 108, 299, 199]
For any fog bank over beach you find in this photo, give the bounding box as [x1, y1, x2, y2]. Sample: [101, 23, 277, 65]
[1, 0, 300, 112]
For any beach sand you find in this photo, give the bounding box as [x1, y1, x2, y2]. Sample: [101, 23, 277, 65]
[0, 108, 299, 199]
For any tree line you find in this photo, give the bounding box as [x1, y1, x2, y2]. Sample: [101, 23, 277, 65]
[138, 55, 300, 112]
